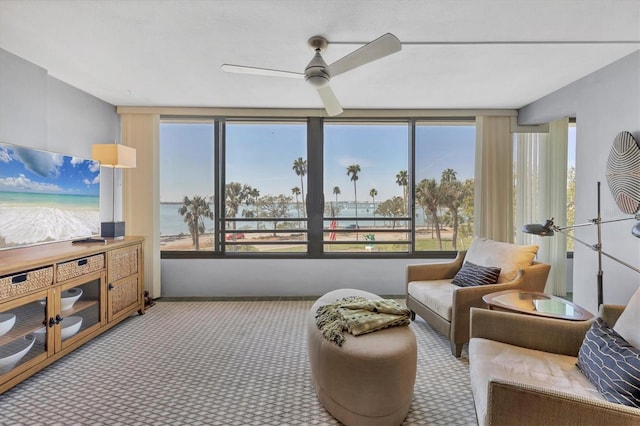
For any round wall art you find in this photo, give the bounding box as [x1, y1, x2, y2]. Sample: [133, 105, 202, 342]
[606, 131, 640, 214]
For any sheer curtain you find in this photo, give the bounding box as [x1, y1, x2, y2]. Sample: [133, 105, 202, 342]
[474, 116, 514, 242]
[515, 118, 569, 295]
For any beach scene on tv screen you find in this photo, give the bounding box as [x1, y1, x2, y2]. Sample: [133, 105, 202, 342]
[0, 142, 100, 250]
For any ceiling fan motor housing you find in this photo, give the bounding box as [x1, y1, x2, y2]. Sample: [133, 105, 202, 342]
[305, 50, 330, 88]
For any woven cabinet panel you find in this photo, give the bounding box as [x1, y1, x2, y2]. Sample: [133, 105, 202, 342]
[56, 254, 104, 283]
[112, 276, 138, 314]
[0, 267, 53, 300]
[109, 248, 138, 282]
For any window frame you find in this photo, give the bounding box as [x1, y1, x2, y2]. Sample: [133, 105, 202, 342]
[160, 115, 475, 260]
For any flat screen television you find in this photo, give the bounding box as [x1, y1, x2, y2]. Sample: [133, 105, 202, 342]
[0, 142, 100, 250]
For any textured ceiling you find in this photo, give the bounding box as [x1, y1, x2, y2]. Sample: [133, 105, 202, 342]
[1, 0, 639, 112]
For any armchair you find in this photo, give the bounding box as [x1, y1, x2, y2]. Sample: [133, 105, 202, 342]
[469, 305, 640, 425]
[406, 238, 551, 357]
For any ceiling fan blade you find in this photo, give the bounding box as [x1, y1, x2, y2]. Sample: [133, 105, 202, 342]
[221, 64, 304, 79]
[327, 33, 401, 77]
[317, 85, 343, 116]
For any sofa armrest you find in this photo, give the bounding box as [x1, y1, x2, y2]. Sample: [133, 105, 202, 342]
[405, 251, 466, 284]
[470, 308, 593, 356]
[486, 379, 640, 426]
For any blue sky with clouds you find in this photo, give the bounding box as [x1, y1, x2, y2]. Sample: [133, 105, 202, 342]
[0, 143, 100, 196]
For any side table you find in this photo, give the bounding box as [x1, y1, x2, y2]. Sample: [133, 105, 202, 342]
[482, 289, 594, 321]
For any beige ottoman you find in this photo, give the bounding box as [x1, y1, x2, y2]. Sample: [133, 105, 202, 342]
[307, 288, 417, 426]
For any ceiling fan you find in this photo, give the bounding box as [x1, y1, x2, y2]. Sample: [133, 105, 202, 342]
[221, 33, 402, 116]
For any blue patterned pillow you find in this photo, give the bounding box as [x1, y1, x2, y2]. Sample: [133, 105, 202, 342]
[577, 318, 640, 408]
[451, 261, 501, 287]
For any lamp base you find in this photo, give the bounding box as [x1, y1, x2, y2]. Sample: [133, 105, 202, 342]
[101, 222, 125, 238]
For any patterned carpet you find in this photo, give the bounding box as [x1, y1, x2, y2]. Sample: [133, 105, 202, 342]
[0, 300, 477, 425]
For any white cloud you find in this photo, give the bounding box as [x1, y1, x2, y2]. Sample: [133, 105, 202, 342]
[0, 174, 62, 192]
[0, 147, 11, 163]
[88, 161, 100, 173]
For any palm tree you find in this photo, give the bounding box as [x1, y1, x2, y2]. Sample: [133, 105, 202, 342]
[332, 186, 341, 216]
[416, 178, 443, 249]
[396, 170, 408, 215]
[292, 157, 307, 216]
[369, 188, 378, 226]
[178, 195, 213, 251]
[346, 164, 361, 237]
[225, 182, 253, 231]
[440, 170, 466, 250]
[292, 186, 301, 227]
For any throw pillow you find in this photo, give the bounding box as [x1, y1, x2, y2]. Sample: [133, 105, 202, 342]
[465, 237, 538, 283]
[577, 318, 640, 408]
[613, 287, 640, 348]
[451, 261, 501, 287]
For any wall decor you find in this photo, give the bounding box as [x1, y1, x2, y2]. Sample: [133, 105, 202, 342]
[606, 131, 640, 214]
[0, 143, 100, 250]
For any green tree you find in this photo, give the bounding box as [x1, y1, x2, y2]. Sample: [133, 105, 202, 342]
[375, 196, 404, 229]
[395, 169, 408, 215]
[225, 182, 254, 231]
[292, 157, 307, 216]
[346, 164, 361, 237]
[257, 194, 292, 237]
[369, 188, 378, 226]
[416, 178, 443, 249]
[567, 167, 576, 250]
[178, 195, 213, 251]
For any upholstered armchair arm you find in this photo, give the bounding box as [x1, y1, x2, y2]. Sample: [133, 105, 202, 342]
[405, 251, 466, 284]
[599, 304, 626, 327]
[485, 379, 640, 425]
[470, 307, 593, 357]
[450, 271, 526, 346]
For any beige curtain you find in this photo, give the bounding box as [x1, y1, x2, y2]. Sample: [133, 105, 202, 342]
[121, 113, 161, 298]
[474, 116, 513, 242]
[515, 118, 569, 295]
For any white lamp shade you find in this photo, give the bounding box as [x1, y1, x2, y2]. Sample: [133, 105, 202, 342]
[92, 144, 136, 168]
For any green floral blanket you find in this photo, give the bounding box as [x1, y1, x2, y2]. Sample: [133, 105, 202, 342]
[315, 296, 411, 346]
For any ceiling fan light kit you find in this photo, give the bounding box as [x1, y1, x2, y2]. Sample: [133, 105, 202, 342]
[221, 33, 402, 116]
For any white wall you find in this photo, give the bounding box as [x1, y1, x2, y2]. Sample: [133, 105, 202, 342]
[0, 48, 120, 224]
[162, 258, 438, 297]
[519, 50, 640, 313]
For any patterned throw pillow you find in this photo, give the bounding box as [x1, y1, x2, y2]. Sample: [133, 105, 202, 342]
[577, 318, 640, 408]
[451, 261, 501, 287]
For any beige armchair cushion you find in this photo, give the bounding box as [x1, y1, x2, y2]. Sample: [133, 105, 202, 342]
[465, 237, 539, 283]
[407, 280, 454, 320]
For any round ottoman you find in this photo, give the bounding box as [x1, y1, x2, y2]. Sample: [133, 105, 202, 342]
[307, 288, 417, 426]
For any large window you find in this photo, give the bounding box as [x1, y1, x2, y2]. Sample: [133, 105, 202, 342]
[160, 121, 215, 251]
[414, 122, 476, 252]
[224, 121, 307, 253]
[160, 117, 476, 257]
[323, 122, 410, 253]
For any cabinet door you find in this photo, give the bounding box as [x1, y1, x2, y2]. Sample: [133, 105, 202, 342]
[55, 272, 104, 352]
[0, 290, 49, 380]
[107, 244, 141, 323]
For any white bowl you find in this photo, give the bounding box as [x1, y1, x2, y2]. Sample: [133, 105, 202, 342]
[0, 334, 35, 373]
[60, 288, 83, 311]
[0, 313, 16, 337]
[33, 327, 46, 344]
[60, 316, 82, 340]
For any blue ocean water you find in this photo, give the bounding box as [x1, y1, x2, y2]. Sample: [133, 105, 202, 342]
[160, 202, 425, 236]
[0, 192, 99, 208]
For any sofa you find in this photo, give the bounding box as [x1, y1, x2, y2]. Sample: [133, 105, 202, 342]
[468, 288, 640, 426]
[406, 237, 551, 356]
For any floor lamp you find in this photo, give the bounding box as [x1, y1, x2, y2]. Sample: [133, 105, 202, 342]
[523, 182, 640, 307]
[92, 144, 137, 238]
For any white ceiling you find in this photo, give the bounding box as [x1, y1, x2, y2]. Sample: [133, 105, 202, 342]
[1, 0, 639, 112]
